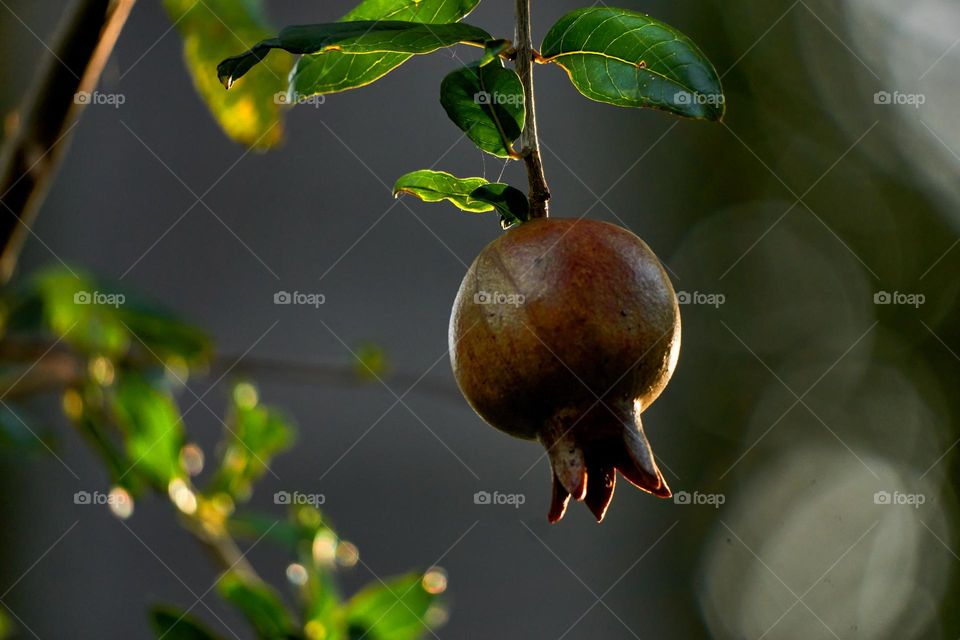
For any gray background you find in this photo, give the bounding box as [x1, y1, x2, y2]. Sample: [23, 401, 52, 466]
[2, 0, 960, 638]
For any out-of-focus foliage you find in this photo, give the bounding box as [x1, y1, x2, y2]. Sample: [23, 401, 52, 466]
[150, 606, 224, 640]
[0, 609, 11, 639]
[218, 573, 298, 638]
[346, 573, 441, 640]
[0, 265, 445, 640]
[4, 266, 210, 363]
[162, 0, 291, 149]
[110, 374, 184, 486]
[208, 382, 295, 501]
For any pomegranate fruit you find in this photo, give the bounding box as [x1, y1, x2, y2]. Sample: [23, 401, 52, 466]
[449, 218, 679, 522]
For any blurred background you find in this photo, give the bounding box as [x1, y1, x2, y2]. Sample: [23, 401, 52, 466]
[1, 0, 959, 637]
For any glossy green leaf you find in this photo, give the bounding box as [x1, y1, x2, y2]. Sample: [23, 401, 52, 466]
[394, 170, 529, 225]
[110, 374, 184, 486]
[163, 0, 291, 149]
[394, 171, 493, 212]
[291, 0, 481, 97]
[150, 606, 224, 640]
[540, 7, 725, 120]
[470, 183, 529, 226]
[345, 573, 439, 640]
[219, 22, 490, 89]
[440, 61, 524, 158]
[477, 39, 512, 66]
[218, 573, 297, 639]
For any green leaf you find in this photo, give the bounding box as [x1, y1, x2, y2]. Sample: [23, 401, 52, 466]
[393, 171, 494, 213]
[110, 374, 184, 486]
[290, 0, 481, 97]
[228, 511, 304, 550]
[345, 573, 439, 640]
[219, 22, 491, 89]
[210, 384, 295, 501]
[162, 0, 291, 149]
[218, 573, 297, 639]
[470, 183, 529, 226]
[116, 301, 211, 368]
[394, 170, 529, 225]
[9, 267, 210, 366]
[477, 39, 512, 67]
[440, 61, 524, 158]
[150, 606, 224, 640]
[24, 268, 130, 358]
[540, 7, 725, 120]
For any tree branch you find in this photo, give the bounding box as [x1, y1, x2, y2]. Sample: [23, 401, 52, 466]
[0, 0, 136, 283]
[514, 0, 550, 218]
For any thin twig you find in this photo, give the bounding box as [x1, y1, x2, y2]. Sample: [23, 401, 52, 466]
[514, 0, 550, 218]
[0, 338, 462, 404]
[0, 0, 136, 283]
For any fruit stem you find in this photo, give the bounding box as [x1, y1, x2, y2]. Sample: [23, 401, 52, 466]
[514, 0, 550, 218]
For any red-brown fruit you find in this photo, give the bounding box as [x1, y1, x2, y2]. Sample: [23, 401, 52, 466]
[449, 217, 680, 522]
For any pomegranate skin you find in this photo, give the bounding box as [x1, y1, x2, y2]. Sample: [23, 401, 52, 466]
[449, 217, 680, 522]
